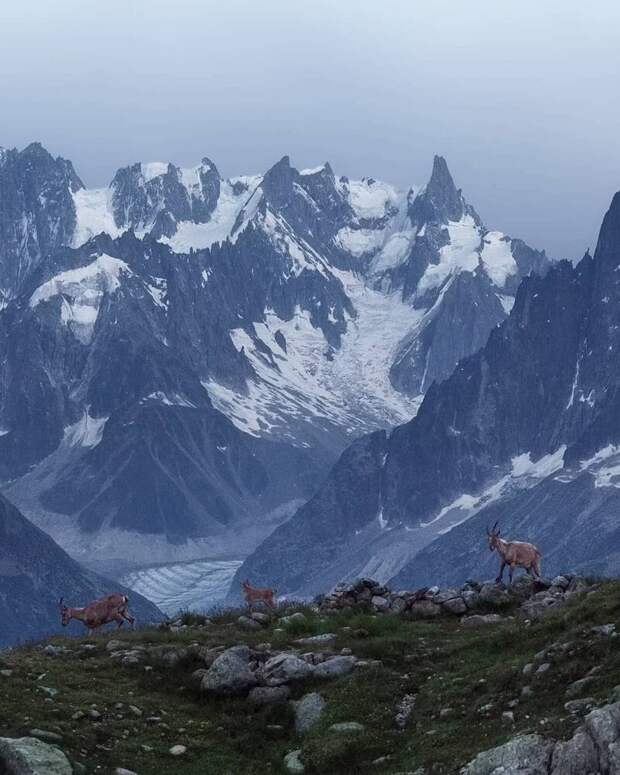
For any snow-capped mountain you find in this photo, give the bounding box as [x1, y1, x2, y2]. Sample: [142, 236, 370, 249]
[233, 190, 620, 598]
[0, 142, 547, 576]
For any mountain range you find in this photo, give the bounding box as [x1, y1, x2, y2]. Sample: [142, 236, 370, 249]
[234, 190, 620, 598]
[0, 142, 545, 582]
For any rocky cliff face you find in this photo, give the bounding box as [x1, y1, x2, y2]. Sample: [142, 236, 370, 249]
[0, 142, 547, 571]
[236, 191, 620, 597]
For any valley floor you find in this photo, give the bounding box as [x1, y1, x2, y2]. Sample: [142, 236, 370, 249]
[1, 580, 620, 773]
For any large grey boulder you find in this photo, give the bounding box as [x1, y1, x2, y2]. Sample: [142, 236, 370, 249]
[550, 728, 598, 775]
[294, 692, 326, 734]
[460, 733, 554, 774]
[0, 736, 72, 775]
[201, 647, 257, 694]
[583, 702, 620, 772]
[312, 655, 357, 679]
[258, 653, 313, 685]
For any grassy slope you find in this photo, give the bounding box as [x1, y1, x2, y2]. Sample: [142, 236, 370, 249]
[1, 582, 620, 774]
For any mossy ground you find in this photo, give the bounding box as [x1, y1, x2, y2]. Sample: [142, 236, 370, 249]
[1, 583, 620, 773]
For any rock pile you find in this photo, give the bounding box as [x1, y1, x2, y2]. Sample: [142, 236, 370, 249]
[318, 574, 593, 621]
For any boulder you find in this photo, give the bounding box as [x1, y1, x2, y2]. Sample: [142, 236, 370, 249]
[371, 595, 390, 611]
[442, 597, 467, 615]
[584, 702, 620, 772]
[479, 583, 511, 607]
[460, 733, 554, 774]
[312, 656, 357, 679]
[201, 648, 257, 694]
[259, 654, 313, 685]
[0, 736, 72, 775]
[294, 692, 326, 734]
[550, 727, 598, 775]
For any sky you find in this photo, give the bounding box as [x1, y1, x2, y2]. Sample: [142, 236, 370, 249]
[1, 0, 619, 260]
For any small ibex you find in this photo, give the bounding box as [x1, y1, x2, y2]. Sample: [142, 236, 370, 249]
[241, 580, 276, 610]
[487, 521, 542, 584]
[59, 593, 135, 635]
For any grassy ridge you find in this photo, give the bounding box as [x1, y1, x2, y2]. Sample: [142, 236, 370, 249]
[1, 583, 620, 773]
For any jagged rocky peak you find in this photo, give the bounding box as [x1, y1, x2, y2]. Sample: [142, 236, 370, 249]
[109, 155, 222, 237]
[408, 154, 480, 228]
[0, 141, 84, 297]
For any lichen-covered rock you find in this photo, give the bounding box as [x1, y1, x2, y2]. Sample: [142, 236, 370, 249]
[258, 653, 313, 685]
[0, 736, 73, 775]
[550, 727, 598, 775]
[312, 656, 357, 679]
[460, 733, 554, 774]
[201, 648, 257, 694]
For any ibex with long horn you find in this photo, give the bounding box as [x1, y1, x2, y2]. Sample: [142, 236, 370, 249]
[486, 521, 542, 584]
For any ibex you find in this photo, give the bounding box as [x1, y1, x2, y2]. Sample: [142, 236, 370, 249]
[487, 522, 542, 584]
[241, 580, 276, 610]
[59, 593, 135, 635]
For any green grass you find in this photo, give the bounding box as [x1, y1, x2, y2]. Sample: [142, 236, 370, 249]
[1, 583, 620, 773]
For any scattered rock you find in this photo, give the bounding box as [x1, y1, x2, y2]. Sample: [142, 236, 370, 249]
[169, 744, 187, 756]
[329, 721, 365, 733]
[565, 698, 596, 715]
[294, 692, 326, 734]
[279, 612, 307, 626]
[294, 633, 337, 646]
[566, 677, 594, 698]
[284, 749, 305, 773]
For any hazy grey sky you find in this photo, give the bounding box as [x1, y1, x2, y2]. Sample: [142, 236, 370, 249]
[2, 0, 619, 259]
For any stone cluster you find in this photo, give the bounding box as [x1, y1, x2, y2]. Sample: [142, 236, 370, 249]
[318, 574, 593, 621]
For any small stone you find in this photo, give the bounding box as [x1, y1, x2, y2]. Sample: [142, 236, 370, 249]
[592, 623, 616, 636]
[521, 686, 534, 697]
[340, 647, 352, 655]
[279, 612, 306, 626]
[329, 721, 365, 733]
[71, 711, 85, 721]
[522, 663, 535, 677]
[284, 749, 305, 773]
[312, 655, 357, 679]
[128, 704, 143, 717]
[439, 707, 453, 718]
[535, 662, 551, 677]
[169, 744, 187, 756]
[250, 612, 271, 624]
[88, 709, 102, 719]
[566, 677, 594, 697]
[461, 614, 503, 627]
[502, 711, 515, 725]
[565, 698, 596, 715]
[115, 769, 138, 775]
[294, 633, 337, 646]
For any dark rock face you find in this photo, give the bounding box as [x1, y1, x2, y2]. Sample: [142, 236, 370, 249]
[0, 143, 83, 300]
[239, 191, 620, 596]
[110, 158, 221, 239]
[0, 495, 161, 647]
